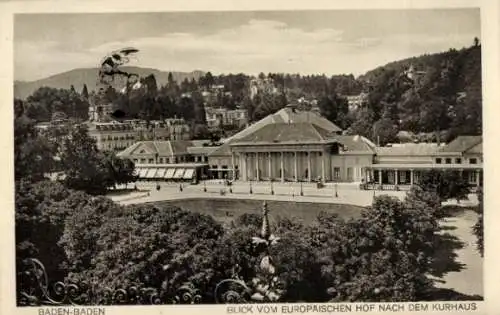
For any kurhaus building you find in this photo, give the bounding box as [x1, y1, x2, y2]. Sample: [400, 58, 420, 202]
[118, 105, 483, 190]
[203, 105, 376, 182]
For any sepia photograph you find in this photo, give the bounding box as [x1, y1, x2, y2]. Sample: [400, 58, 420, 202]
[9, 4, 488, 312]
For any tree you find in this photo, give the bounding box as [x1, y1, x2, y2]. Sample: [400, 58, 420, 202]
[192, 91, 207, 124]
[81, 84, 89, 99]
[418, 170, 470, 202]
[62, 204, 224, 301]
[60, 125, 113, 195]
[347, 108, 376, 139]
[103, 152, 138, 188]
[14, 113, 56, 181]
[16, 180, 92, 283]
[318, 195, 438, 302]
[372, 117, 398, 146]
[473, 37, 480, 47]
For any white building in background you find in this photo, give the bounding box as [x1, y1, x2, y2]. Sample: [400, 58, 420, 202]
[250, 77, 278, 99]
[205, 107, 249, 129]
[87, 121, 137, 151]
[345, 92, 368, 111]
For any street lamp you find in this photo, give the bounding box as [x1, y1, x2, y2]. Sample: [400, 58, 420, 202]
[203, 181, 207, 192]
[270, 181, 274, 195]
[334, 183, 338, 198]
[249, 181, 253, 194]
[300, 182, 303, 196]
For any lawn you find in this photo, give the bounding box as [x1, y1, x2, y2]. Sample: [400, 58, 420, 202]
[150, 198, 365, 225]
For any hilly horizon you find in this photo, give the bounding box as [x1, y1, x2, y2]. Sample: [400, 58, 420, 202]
[14, 67, 206, 100]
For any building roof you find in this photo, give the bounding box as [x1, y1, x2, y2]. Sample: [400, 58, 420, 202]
[210, 106, 342, 156]
[235, 122, 336, 143]
[375, 143, 440, 156]
[117, 140, 193, 158]
[335, 135, 376, 153]
[439, 135, 482, 153]
[187, 146, 217, 155]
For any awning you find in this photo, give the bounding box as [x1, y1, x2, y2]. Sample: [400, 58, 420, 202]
[138, 168, 148, 178]
[164, 168, 176, 179]
[145, 168, 158, 179]
[183, 169, 195, 179]
[156, 168, 167, 178]
[173, 168, 185, 179]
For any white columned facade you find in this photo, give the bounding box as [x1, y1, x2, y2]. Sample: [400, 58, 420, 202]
[294, 152, 298, 182]
[280, 152, 284, 182]
[268, 152, 272, 181]
[307, 152, 312, 182]
[255, 152, 260, 181]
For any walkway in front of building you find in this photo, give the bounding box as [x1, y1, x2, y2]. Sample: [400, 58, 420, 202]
[112, 180, 478, 208]
[112, 181, 408, 207]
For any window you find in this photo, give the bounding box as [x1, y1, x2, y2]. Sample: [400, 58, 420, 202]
[469, 171, 478, 184]
[148, 159, 154, 164]
[204, 156, 209, 162]
[212, 165, 218, 169]
[455, 158, 462, 164]
[140, 158, 146, 163]
[133, 159, 138, 163]
[445, 158, 452, 164]
[333, 167, 341, 180]
[159, 158, 164, 163]
[165, 158, 170, 164]
[470, 158, 477, 164]
[436, 158, 442, 164]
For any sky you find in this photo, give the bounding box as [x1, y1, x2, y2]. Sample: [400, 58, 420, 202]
[14, 9, 480, 81]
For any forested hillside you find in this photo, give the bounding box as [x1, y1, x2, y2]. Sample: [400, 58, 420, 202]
[350, 41, 481, 144]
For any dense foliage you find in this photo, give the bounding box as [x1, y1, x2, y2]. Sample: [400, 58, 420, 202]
[350, 44, 481, 144]
[418, 170, 470, 202]
[17, 184, 442, 303]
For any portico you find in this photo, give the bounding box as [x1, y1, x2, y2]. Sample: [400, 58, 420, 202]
[232, 144, 331, 182]
[364, 164, 483, 190]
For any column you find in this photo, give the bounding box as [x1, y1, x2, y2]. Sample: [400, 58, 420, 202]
[395, 169, 399, 185]
[294, 152, 298, 182]
[268, 152, 272, 181]
[476, 169, 480, 188]
[242, 153, 248, 181]
[410, 169, 414, 186]
[321, 152, 325, 181]
[255, 152, 260, 181]
[280, 152, 284, 182]
[307, 152, 312, 182]
[378, 169, 382, 185]
[231, 152, 236, 180]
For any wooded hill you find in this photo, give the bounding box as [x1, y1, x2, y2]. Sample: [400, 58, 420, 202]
[14, 42, 482, 144]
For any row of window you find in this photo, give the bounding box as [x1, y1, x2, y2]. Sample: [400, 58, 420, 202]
[133, 155, 209, 164]
[435, 157, 478, 164]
